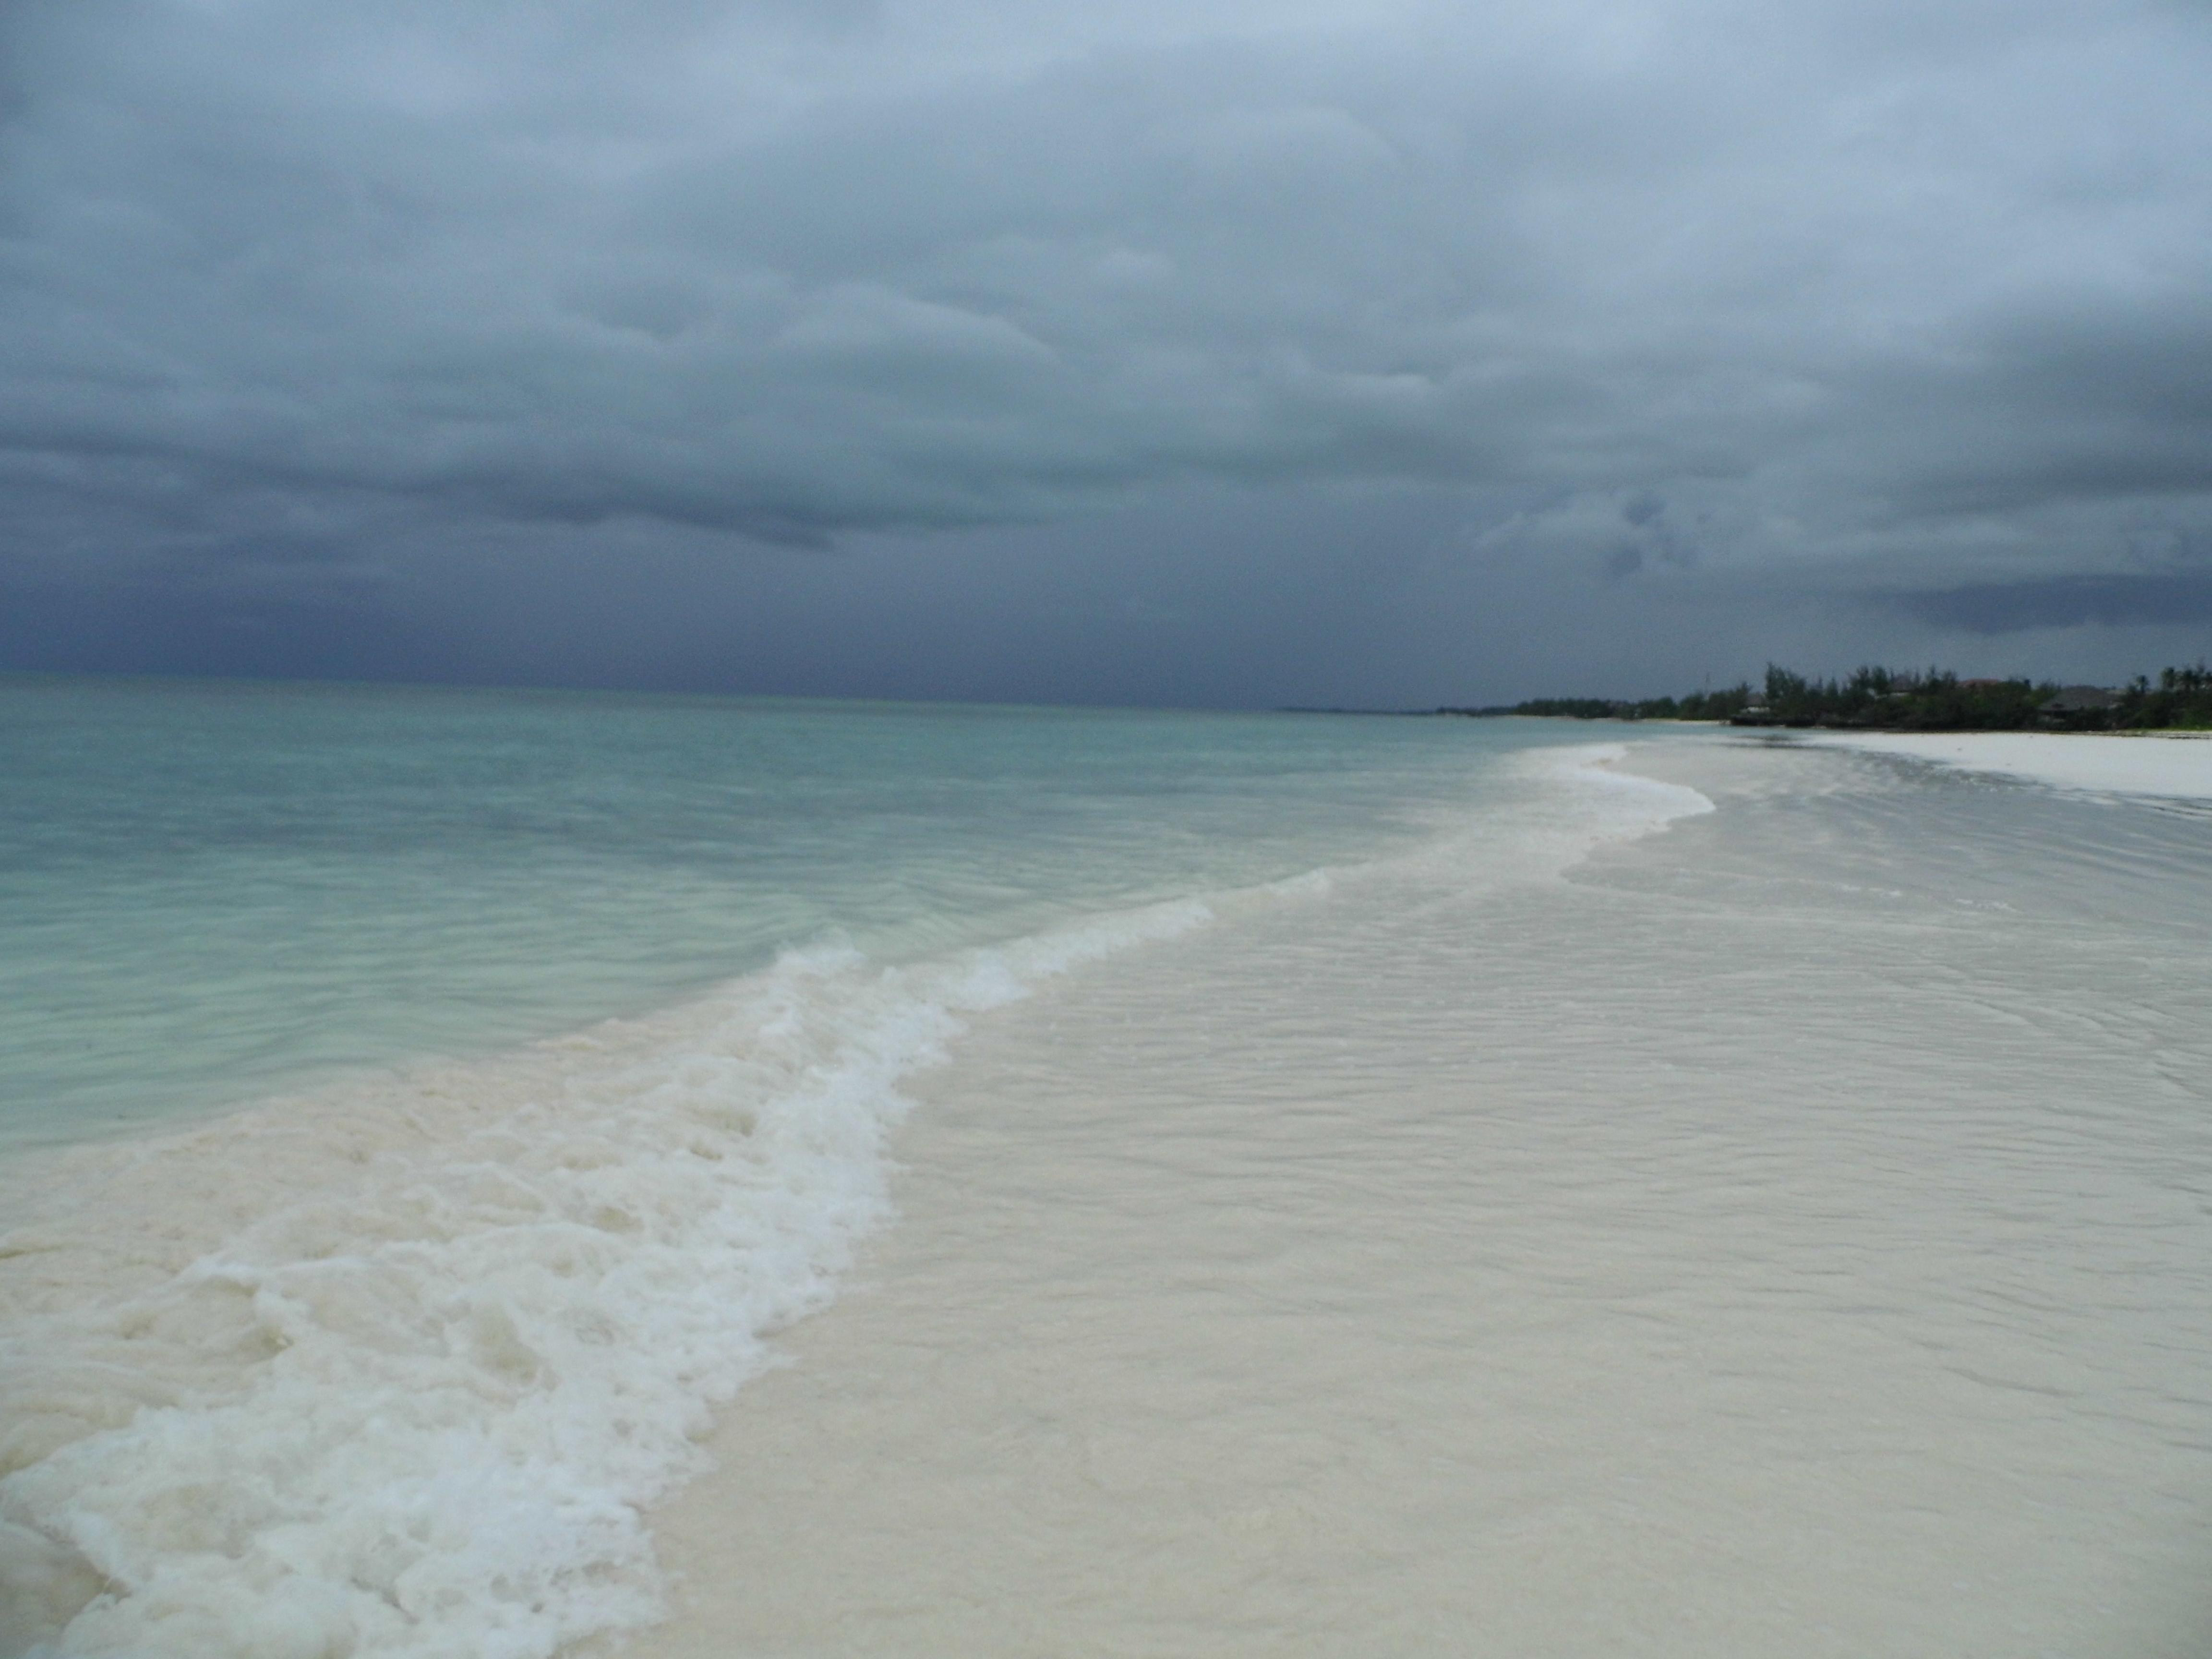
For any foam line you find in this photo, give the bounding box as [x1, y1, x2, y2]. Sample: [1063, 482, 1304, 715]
[0, 744, 1705, 1659]
[0, 906, 1209, 1659]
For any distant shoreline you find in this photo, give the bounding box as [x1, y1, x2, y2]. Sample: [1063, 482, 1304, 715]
[1463, 713, 2212, 736]
[1284, 707, 2212, 735]
[1411, 661, 2212, 735]
[1793, 729, 2212, 801]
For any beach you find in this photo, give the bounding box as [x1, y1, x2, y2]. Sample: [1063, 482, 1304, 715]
[13, 0, 2212, 1648]
[633, 731, 2212, 1657]
[0, 688, 1626, 1657]
[1798, 729, 2212, 803]
[5, 710, 2210, 1657]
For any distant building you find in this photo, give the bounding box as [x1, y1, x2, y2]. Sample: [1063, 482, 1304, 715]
[2041, 685, 2122, 715]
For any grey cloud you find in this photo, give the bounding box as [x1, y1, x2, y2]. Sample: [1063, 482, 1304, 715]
[5, 2, 2205, 537]
[1896, 573, 2212, 633]
[3, 0, 2211, 700]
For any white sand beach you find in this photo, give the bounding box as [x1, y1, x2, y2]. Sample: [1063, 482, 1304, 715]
[10, 0, 2209, 1647]
[8, 730, 2208, 1659]
[1798, 729, 2212, 802]
[626, 736, 2212, 1658]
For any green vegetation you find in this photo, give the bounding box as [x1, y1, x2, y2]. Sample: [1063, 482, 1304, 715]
[1449, 662, 2212, 731]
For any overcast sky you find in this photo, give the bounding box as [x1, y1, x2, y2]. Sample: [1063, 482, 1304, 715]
[3, 0, 2209, 705]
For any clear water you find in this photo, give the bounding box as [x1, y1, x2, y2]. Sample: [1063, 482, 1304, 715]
[2, 679, 1657, 1659]
[11, 702, 2204, 1659]
[639, 734, 2212, 1659]
[0, 676, 1577, 1153]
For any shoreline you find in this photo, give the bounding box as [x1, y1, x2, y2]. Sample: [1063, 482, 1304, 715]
[0, 741, 1678, 1659]
[1783, 727, 2212, 801]
[625, 733, 2212, 1657]
[10, 733, 2210, 1657]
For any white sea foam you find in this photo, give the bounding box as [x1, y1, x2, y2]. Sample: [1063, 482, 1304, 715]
[0, 901, 1218, 1659]
[628, 735, 2212, 1659]
[0, 741, 1707, 1659]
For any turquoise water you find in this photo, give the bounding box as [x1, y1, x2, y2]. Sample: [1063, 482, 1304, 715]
[0, 676, 1575, 1152]
[7, 700, 2210, 1659]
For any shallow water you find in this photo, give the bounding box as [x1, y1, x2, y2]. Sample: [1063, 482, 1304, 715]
[7, 706, 2208, 1657]
[638, 736, 2212, 1658]
[0, 683, 1625, 1658]
[0, 678, 1558, 1153]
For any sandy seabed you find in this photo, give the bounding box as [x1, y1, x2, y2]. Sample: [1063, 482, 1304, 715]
[621, 733, 2212, 1659]
[8, 732, 2209, 1659]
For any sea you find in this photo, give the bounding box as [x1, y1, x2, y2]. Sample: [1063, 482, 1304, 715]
[2, 676, 2209, 1658]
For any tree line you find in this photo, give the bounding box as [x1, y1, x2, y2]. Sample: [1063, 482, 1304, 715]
[1448, 663, 2212, 730]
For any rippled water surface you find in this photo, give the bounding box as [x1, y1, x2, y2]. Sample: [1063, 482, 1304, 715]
[0, 676, 1568, 1151]
[642, 736, 2212, 1659]
[7, 704, 2208, 1659]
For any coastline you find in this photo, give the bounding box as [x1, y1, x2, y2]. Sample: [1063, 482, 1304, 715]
[1790, 727, 2212, 802]
[625, 732, 2212, 1658]
[0, 899, 1222, 1657]
[10, 731, 2210, 1657]
[0, 739, 1677, 1659]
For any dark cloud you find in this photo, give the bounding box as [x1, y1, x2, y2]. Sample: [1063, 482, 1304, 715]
[1896, 573, 2212, 634]
[2, 0, 2210, 698]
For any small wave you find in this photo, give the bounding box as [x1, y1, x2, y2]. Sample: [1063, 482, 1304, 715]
[0, 742, 1706, 1659]
[0, 903, 1209, 1659]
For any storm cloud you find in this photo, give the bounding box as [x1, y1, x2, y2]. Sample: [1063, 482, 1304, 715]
[3, 0, 2209, 700]
[1899, 572, 2212, 633]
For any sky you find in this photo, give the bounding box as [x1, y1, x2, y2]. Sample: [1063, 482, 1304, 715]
[2, 0, 2209, 707]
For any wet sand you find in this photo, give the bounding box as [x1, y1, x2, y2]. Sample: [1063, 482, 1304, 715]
[1800, 728, 2212, 801]
[627, 738, 2212, 1657]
